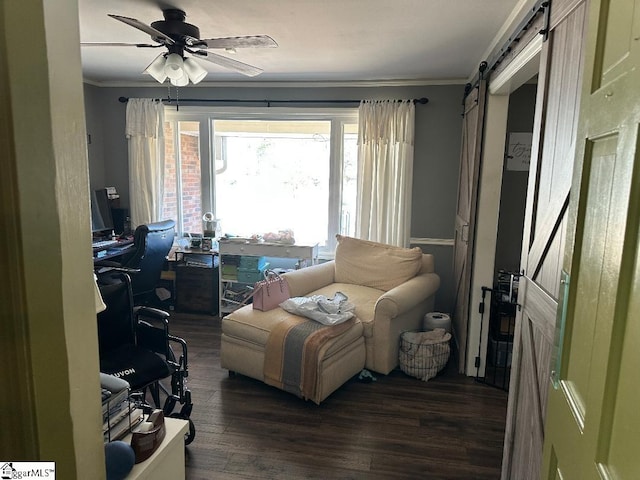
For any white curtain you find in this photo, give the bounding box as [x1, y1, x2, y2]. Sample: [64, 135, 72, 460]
[125, 98, 165, 228]
[356, 99, 415, 247]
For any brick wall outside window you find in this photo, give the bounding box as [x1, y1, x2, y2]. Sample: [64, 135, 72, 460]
[162, 123, 203, 234]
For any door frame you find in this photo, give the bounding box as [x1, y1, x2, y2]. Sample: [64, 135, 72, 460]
[465, 37, 543, 376]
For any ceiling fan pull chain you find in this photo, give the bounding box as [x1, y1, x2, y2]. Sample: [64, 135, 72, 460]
[165, 84, 179, 111]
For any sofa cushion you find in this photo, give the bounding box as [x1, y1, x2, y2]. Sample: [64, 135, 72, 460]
[334, 235, 423, 291]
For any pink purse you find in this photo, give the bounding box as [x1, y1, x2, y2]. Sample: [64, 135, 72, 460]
[252, 270, 290, 311]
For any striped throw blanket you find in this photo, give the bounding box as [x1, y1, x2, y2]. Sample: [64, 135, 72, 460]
[263, 316, 356, 404]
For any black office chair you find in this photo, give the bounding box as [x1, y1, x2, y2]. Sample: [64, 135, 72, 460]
[101, 219, 176, 305]
[97, 272, 195, 444]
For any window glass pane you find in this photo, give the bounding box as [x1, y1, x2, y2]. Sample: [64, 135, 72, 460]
[179, 121, 202, 235]
[342, 123, 358, 237]
[162, 122, 178, 225]
[162, 121, 203, 235]
[214, 120, 331, 247]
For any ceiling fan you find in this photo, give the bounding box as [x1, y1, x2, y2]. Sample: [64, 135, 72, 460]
[83, 8, 277, 84]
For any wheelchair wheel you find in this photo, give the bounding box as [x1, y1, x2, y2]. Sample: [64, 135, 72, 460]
[163, 396, 177, 416]
[169, 413, 195, 445]
[185, 418, 195, 445]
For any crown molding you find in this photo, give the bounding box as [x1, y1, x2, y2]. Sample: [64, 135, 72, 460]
[82, 77, 467, 89]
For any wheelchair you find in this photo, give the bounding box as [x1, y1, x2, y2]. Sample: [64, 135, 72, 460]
[97, 272, 195, 445]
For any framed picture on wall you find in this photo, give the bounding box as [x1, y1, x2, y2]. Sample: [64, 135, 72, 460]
[506, 132, 533, 171]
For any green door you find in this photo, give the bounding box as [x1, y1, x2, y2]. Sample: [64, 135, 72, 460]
[542, 0, 640, 478]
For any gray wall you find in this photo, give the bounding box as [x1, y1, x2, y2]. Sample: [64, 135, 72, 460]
[84, 83, 463, 313]
[494, 83, 537, 277]
[409, 85, 462, 314]
[84, 84, 106, 191]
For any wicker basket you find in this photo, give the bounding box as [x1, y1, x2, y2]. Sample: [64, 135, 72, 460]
[399, 330, 451, 381]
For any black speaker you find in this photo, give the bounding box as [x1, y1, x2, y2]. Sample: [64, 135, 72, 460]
[111, 207, 129, 235]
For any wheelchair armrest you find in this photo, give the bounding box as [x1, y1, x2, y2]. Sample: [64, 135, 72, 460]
[98, 266, 141, 275]
[134, 307, 171, 356]
[94, 260, 122, 268]
[134, 306, 170, 324]
[95, 268, 141, 291]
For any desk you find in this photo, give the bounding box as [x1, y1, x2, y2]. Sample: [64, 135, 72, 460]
[93, 239, 134, 263]
[123, 417, 188, 480]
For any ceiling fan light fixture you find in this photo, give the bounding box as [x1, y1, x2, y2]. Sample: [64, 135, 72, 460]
[100, 10, 276, 82]
[183, 57, 208, 84]
[144, 55, 168, 83]
[164, 53, 184, 79]
[170, 69, 189, 87]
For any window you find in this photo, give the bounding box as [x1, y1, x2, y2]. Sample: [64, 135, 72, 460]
[163, 108, 357, 255]
[162, 121, 204, 234]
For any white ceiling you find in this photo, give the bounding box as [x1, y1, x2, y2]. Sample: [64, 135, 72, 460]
[78, 0, 524, 86]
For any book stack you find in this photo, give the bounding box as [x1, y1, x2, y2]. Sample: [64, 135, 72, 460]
[101, 373, 144, 442]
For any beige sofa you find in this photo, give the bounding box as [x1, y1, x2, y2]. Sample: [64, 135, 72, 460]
[221, 236, 440, 403]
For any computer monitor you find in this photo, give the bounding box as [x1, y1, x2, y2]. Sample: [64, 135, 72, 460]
[91, 188, 114, 234]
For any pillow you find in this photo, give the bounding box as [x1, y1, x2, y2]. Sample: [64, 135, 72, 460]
[334, 235, 423, 291]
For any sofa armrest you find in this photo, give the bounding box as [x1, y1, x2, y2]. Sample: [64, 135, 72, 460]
[375, 272, 441, 319]
[282, 261, 336, 297]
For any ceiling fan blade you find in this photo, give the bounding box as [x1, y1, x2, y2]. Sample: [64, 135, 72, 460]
[108, 14, 175, 45]
[81, 42, 160, 48]
[199, 35, 278, 49]
[197, 51, 263, 77]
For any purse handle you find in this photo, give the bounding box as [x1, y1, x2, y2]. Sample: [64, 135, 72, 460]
[235, 269, 285, 307]
[263, 268, 282, 280]
[262, 269, 286, 296]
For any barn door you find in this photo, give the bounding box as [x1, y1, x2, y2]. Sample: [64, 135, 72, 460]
[501, 2, 588, 478]
[453, 76, 487, 371]
[542, 0, 640, 477]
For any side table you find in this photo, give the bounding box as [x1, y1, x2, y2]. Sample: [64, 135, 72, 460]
[124, 417, 188, 480]
[174, 251, 219, 315]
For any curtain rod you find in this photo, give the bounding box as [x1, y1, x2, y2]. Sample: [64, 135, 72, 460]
[117, 96, 428, 106]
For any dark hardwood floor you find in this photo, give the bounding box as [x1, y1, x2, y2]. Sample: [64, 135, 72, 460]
[167, 312, 508, 480]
